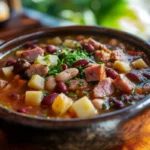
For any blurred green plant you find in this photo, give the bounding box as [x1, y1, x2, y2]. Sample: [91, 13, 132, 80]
[23, 0, 131, 25]
[22, 0, 149, 39]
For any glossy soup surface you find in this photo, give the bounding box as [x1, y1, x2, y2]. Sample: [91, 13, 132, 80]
[0, 35, 149, 119]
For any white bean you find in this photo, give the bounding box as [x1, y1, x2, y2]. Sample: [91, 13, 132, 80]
[45, 75, 56, 91]
[56, 68, 79, 82]
[143, 83, 150, 93]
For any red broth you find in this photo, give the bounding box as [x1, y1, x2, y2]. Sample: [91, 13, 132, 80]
[0, 35, 149, 119]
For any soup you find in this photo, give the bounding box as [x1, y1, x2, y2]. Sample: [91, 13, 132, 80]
[0, 35, 149, 119]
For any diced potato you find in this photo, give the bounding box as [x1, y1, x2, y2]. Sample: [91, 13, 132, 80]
[72, 96, 97, 118]
[28, 75, 45, 90]
[132, 58, 148, 69]
[52, 93, 73, 115]
[113, 61, 131, 72]
[34, 56, 47, 65]
[63, 39, 79, 48]
[2, 66, 14, 77]
[25, 91, 43, 106]
[16, 50, 23, 57]
[46, 55, 58, 66]
[47, 37, 62, 45]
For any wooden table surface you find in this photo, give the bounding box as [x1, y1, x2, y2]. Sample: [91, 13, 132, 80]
[0, 13, 150, 150]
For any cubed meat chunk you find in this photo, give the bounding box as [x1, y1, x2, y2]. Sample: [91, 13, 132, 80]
[84, 38, 110, 53]
[113, 74, 135, 93]
[94, 50, 110, 62]
[25, 64, 49, 78]
[85, 64, 106, 82]
[111, 50, 128, 62]
[68, 79, 88, 91]
[0, 79, 8, 89]
[143, 83, 150, 93]
[21, 47, 44, 63]
[86, 38, 100, 49]
[93, 78, 114, 98]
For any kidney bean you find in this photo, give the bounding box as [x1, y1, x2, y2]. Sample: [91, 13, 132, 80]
[56, 81, 68, 93]
[46, 45, 57, 54]
[106, 68, 118, 79]
[62, 64, 68, 70]
[143, 72, 150, 79]
[13, 59, 30, 74]
[126, 72, 142, 83]
[9, 93, 20, 100]
[41, 93, 59, 107]
[81, 43, 95, 53]
[73, 59, 89, 68]
[26, 43, 37, 49]
[6, 60, 16, 66]
[17, 108, 27, 113]
[109, 98, 124, 109]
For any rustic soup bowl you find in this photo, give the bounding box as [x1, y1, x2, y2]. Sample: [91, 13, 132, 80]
[0, 26, 150, 150]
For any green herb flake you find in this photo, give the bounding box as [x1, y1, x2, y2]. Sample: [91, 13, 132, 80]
[132, 90, 137, 97]
[78, 81, 84, 87]
[42, 91, 49, 96]
[42, 114, 48, 117]
[110, 102, 115, 107]
[102, 103, 107, 110]
[121, 95, 125, 101]
[97, 61, 103, 65]
[65, 81, 71, 85]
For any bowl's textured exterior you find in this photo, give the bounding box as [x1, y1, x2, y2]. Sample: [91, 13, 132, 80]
[0, 26, 150, 150]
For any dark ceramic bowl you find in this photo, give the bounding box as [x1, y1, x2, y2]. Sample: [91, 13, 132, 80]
[0, 26, 150, 150]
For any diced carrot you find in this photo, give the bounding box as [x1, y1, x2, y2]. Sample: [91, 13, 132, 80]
[135, 88, 144, 95]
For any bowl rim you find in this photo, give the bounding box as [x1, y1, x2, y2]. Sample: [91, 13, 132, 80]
[0, 25, 150, 128]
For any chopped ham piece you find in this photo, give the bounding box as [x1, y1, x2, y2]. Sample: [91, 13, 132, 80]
[21, 47, 44, 63]
[113, 74, 135, 94]
[83, 38, 111, 53]
[85, 64, 106, 82]
[111, 50, 128, 62]
[86, 38, 100, 49]
[68, 79, 88, 91]
[94, 50, 110, 62]
[93, 78, 114, 98]
[0, 79, 8, 89]
[25, 64, 49, 78]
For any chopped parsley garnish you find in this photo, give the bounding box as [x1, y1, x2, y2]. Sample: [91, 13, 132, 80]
[121, 95, 125, 101]
[97, 61, 103, 65]
[42, 114, 48, 117]
[42, 91, 49, 96]
[78, 81, 84, 87]
[77, 66, 85, 79]
[131, 90, 136, 97]
[102, 103, 107, 110]
[48, 48, 93, 76]
[109, 102, 115, 107]
[65, 81, 71, 85]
